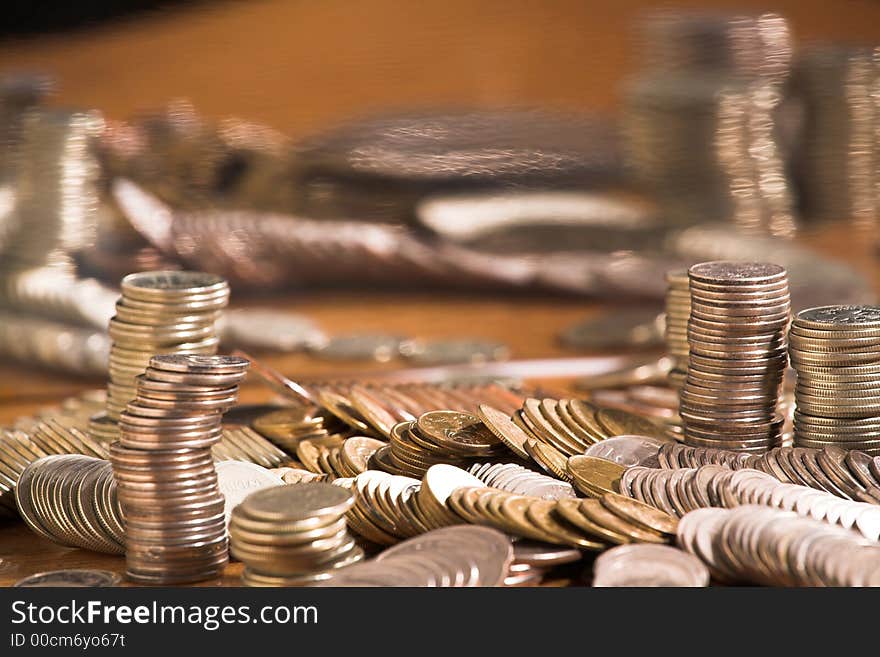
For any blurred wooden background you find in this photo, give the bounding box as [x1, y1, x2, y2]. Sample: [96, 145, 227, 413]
[0, 0, 878, 416]
[2, 0, 880, 140]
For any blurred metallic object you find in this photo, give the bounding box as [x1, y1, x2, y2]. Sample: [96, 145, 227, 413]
[292, 109, 623, 222]
[0, 267, 117, 328]
[637, 10, 792, 80]
[559, 308, 665, 351]
[219, 308, 327, 352]
[416, 189, 659, 248]
[576, 355, 674, 390]
[98, 100, 294, 212]
[792, 45, 880, 226]
[1, 109, 104, 270]
[114, 179, 873, 306]
[0, 310, 109, 375]
[399, 338, 510, 365]
[623, 11, 796, 236]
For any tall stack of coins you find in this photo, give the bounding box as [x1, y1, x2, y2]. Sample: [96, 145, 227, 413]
[680, 262, 790, 451]
[230, 482, 364, 586]
[665, 270, 690, 388]
[110, 354, 249, 584]
[103, 271, 229, 426]
[792, 46, 880, 226]
[622, 11, 795, 236]
[790, 306, 880, 455]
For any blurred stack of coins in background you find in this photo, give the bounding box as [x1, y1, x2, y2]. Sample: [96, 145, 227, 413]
[0, 104, 102, 276]
[230, 482, 364, 586]
[680, 262, 790, 451]
[97, 271, 229, 440]
[0, 95, 117, 332]
[791, 46, 880, 227]
[622, 11, 796, 236]
[110, 354, 249, 583]
[790, 306, 880, 455]
[665, 270, 690, 389]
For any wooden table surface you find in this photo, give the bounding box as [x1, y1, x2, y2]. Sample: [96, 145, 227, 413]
[1, 1, 879, 586]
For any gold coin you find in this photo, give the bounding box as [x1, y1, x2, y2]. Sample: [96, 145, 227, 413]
[476, 404, 530, 460]
[578, 498, 666, 543]
[599, 492, 678, 536]
[555, 498, 627, 545]
[524, 439, 572, 482]
[525, 499, 606, 550]
[567, 400, 609, 441]
[595, 407, 666, 440]
[566, 455, 625, 497]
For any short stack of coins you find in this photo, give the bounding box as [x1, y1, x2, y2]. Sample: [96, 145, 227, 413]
[110, 354, 250, 583]
[665, 269, 691, 388]
[790, 305, 880, 455]
[230, 482, 364, 586]
[104, 271, 230, 426]
[680, 261, 790, 451]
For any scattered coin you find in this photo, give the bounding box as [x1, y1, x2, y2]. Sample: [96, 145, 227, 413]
[593, 543, 709, 586]
[215, 460, 284, 526]
[560, 308, 665, 350]
[400, 338, 510, 365]
[14, 569, 121, 587]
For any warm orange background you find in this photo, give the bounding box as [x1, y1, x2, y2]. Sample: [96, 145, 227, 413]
[2, 0, 879, 139]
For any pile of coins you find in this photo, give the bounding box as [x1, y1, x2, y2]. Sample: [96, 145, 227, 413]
[448, 486, 676, 551]
[211, 426, 289, 469]
[110, 354, 249, 583]
[252, 406, 347, 453]
[386, 411, 505, 478]
[230, 482, 364, 586]
[592, 543, 709, 587]
[790, 306, 880, 455]
[291, 436, 385, 479]
[338, 470, 423, 544]
[0, 421, 108, 519]
[658, 442, 880, 501]
[665, 270, 691, 388]
[792, 46, 880, 225]
[468, 462, 576, 500]
[318, 526, 513, 587]
[512, 398, 668, 459]
[621, 463, 880, 541]
[680, 262, 790, 451]
[15, 455, 124, 554]
[104, 271, 229, 424]
[304, 382, 525, 435]
[677, 506, 880, 586]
